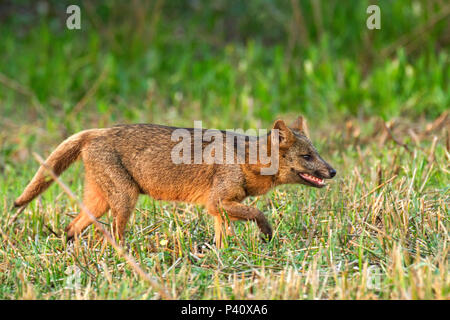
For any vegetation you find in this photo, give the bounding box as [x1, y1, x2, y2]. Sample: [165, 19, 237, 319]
[0, 0, 448, 299]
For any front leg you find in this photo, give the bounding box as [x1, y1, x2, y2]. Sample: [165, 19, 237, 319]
[213, 214, 232, 249]
[218, 200, 273, 242]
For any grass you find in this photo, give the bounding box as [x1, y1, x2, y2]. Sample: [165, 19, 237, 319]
[0, 1, 449, 300]
[1, 1, 449, 126]
[0, 116, 448, 299]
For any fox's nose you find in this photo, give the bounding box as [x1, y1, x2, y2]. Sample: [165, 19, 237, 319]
[329, 168, 336, 178]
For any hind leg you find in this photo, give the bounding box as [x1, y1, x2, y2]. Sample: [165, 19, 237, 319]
[65, 176, 110, 240]
[84, 149, 140, 242]
[109, 188, 139, 242]
[66, 148, 140, 243]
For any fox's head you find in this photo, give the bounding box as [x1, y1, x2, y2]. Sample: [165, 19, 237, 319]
[271, 117, 336, 188]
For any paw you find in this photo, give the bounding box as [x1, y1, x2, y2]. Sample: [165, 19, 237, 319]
[65, 224, 77, 242]
[258, 224, 273, 242]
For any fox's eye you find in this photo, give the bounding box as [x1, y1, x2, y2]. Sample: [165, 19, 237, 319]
[302, 155, 312, 161]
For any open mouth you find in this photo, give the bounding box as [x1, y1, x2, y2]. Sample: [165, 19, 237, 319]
[298, 173, 326, 187]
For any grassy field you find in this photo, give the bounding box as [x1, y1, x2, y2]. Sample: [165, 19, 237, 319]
[0, 1, 449, 299]
[1, 115, 448, 299]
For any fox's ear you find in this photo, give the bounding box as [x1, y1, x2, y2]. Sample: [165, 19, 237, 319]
[291, 116, 304, 131]
[272, 119, 294, 148]
[291, 116, 309, 137]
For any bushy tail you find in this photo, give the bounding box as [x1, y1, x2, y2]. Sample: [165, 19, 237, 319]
[14, 130, 93, 208]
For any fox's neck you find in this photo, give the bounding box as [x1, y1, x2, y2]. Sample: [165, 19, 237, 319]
[241, 162, 277, 196]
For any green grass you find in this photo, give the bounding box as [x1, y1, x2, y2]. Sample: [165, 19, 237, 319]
[1, 0, 449, 127]
[0, 1, 449, 299]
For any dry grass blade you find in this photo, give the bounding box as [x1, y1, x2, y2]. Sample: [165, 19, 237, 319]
[0, 72, 43, 111]
[8, 204, 26, 227]
[380, 4, 450, 58]
[70, 64, 109, 116]
[350, 174, 398, 209]
[383, 122, 411, 153]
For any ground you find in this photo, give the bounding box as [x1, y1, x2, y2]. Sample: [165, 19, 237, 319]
[0, 115, 448, 299]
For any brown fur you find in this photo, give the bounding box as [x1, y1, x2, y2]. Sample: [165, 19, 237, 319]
[14, 117, 336, 247]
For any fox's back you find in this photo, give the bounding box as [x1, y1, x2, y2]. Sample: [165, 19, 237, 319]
[84, 124, 240, 204]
